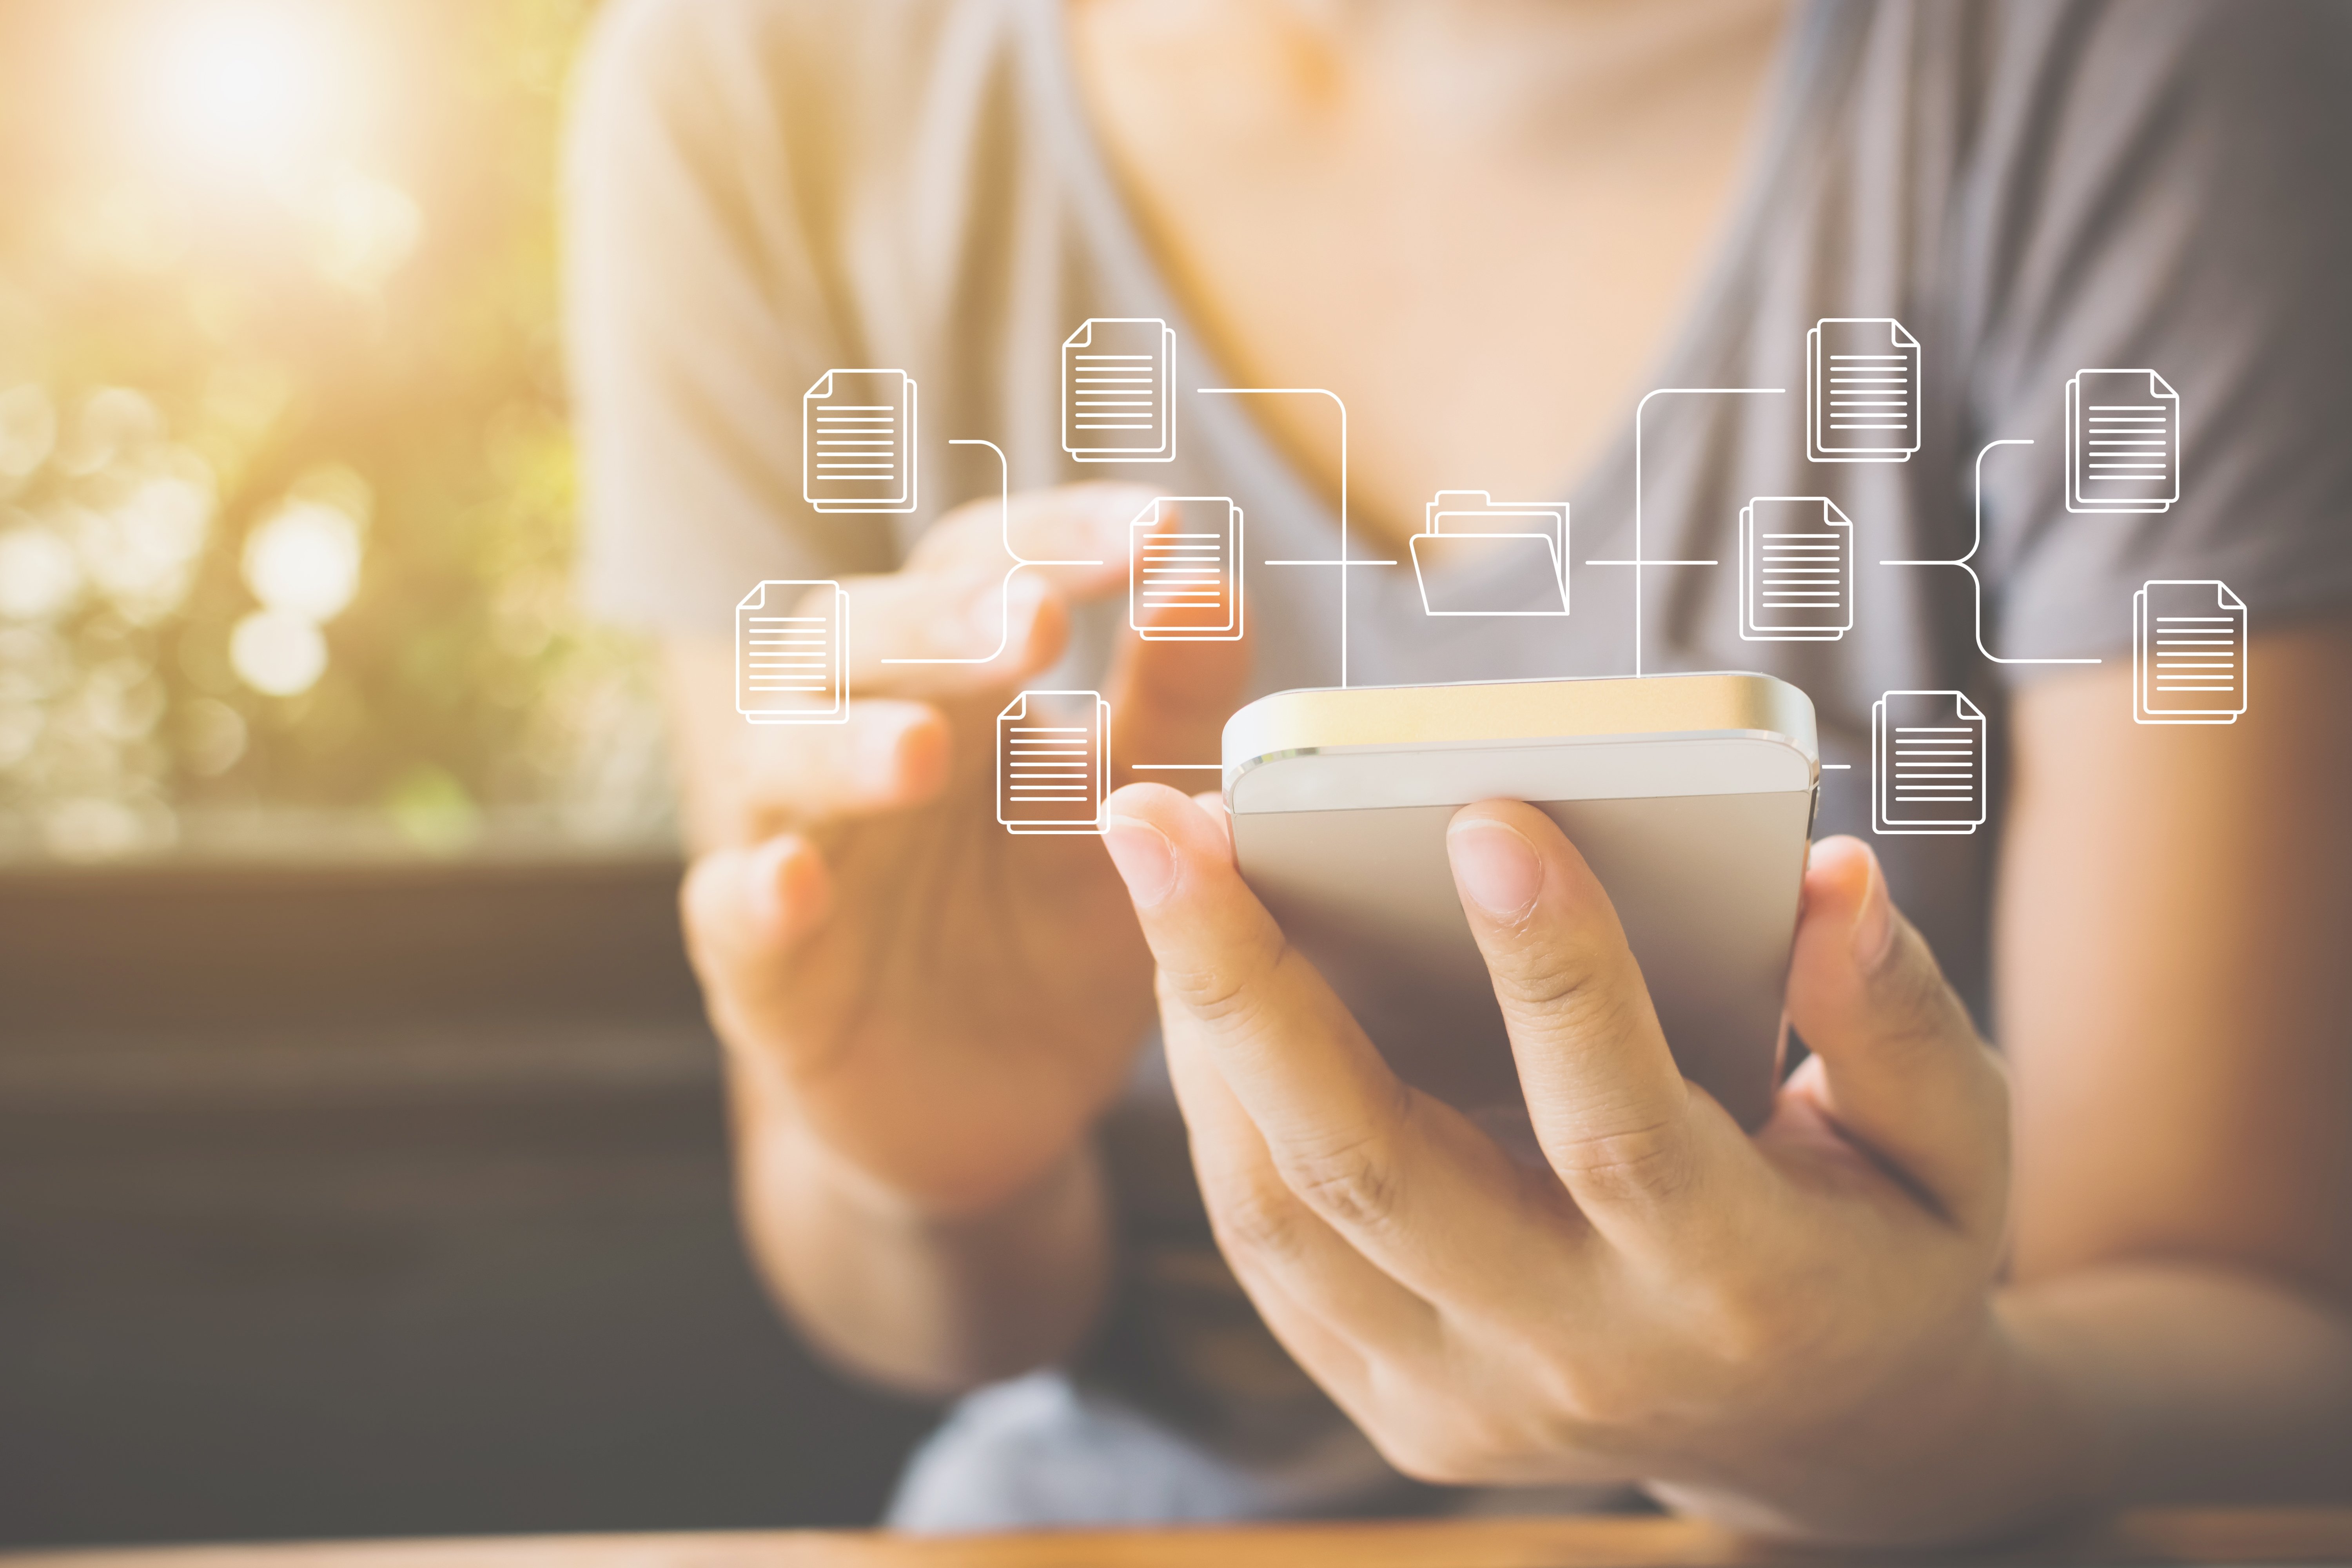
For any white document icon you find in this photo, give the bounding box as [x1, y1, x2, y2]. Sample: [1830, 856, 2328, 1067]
[737, 580, 848, 724]
[1808, 318, 1922, 462]
[2133, 579, 2247, 724]
[2068, 369, 2180, 513]
[1739, 497, 1853, 641]
[997, 691, 1110, 835]
[1130, 497, 1242, 640]
[1872, 690, 1987, 835]
[1063, 318, 1175, 463]
[1409, 490, 1569, 616]
[804, 368, 916, 513]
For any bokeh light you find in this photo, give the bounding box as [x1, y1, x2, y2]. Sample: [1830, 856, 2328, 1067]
[229, 606, 328, 697]
[243, 497, 364, 621]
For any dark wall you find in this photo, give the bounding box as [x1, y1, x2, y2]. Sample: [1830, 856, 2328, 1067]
[0, 858, 938, 1548]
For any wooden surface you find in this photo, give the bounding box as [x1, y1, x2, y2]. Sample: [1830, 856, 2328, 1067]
[11, 1510, 2352, 1568]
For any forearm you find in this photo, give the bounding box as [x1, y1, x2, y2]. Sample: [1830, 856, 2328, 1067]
[2000, 1261, 2352, 1503]
[724, 1053, 1114, 1399]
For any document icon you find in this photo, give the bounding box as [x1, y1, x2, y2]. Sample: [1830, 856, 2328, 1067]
[2068, 369, 2180, 513]
[998, 691, 1110, 834]
[1872, 690, 1987, 836]
[1063, 318, 1175, 463]
[1130, 496, 1243, 640]
[804, 368, 916, 513]
[1808, 318, 1922, 462]
[1739, 497, 1853, 641]
[737, 580, 848, 724]
[2133, 579, 2247, 724]
[1409, 490, 1569, 616]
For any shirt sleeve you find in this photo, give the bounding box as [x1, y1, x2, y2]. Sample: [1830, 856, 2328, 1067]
[561, 0, 903, 640]
[1967, 0, 2352, 676]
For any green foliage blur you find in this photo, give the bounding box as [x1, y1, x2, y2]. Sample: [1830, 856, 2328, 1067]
[0, 0, 670, 862]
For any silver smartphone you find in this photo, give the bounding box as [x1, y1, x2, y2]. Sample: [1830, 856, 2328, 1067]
[1220, 673, 1819, 1131]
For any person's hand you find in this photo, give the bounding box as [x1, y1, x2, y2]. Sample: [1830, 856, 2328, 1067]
[680, 488, 1248, 1218]
[1098, 784, 2089, 1543]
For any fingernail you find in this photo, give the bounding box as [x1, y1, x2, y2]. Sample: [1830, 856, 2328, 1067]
[1102, 815, 1178, 908]
[1850, 849, 1895, 971]
[857, 717, 909, 790]
[748, 837, 797, 934]
[1448, 819, 1543, 919]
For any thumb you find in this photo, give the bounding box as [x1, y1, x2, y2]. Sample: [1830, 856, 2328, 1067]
[679, 834, 834, 1051]
[1783, 837, 2009, 1235]
[1106, 624, 1252, 787]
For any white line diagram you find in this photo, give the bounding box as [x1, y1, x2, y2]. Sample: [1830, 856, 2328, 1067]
[1587, 387, 1784, 677]
[880, 439, 1105, 666]
[1130, 496, 1244, 640]
[1879, 439, 2102, 667]
[737, 580, 849, 724]
[1198, 387, 1394, 688]
[998, 690, 1111, 834]
[1065, 319, 1176, 463]
[2068, 369, 2180, 513]
[1410, 491, 1569, 616]
[2133, 579, 2248, 725]
[1871, 690, 1988, 836]
[804, 369, 917, 513]
[1807, 318, 1921, 463]
[1738, 497, 1852, 641]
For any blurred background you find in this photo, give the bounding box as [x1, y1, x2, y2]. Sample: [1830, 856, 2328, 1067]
[0, 0, 935, 1546]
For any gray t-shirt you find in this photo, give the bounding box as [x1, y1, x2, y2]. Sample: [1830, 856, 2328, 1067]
[564, 0, 2352, 1526]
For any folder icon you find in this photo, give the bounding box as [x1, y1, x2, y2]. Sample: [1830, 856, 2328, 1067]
[997, 690, 1110, 835]
[737, 580, 848, 724]
[2133, 579, 2247, 724]
[804, 368, 916, 513]
[1409, 491, 1569, 616]
[1063, 318, 1175, 463]
[1872, 691, 1987, 835]
[1739, 497, 1853, 642]
[2068, 369, 2180, 514]
[1808, 318, 1921, 463]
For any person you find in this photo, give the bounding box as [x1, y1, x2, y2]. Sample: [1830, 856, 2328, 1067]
[563, 0, 2352, 1541]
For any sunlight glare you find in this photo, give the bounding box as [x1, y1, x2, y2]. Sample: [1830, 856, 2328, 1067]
[145, 3, 345, 183]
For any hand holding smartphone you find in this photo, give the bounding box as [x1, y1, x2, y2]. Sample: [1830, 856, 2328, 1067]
[1222, 673, 1819, 1130]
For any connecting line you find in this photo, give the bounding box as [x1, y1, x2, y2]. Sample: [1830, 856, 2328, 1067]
[1879, 438, 2102, 667]
[1199, 388, 1374, 688]
[1131, 764, 1223, 771]
[880, 438, 1105, 664]
[1584, 387, 1784, 677]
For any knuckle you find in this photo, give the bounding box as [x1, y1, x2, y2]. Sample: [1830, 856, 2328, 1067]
[1203, 1169, 1307, 1262]
[1153, 925, 1289, 1027]
[1275, 1090, 1414, 1231]
[1546, 1112, 1694, 1206]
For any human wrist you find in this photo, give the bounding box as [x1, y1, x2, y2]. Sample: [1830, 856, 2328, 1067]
[1655, 1302, 2106, 1547]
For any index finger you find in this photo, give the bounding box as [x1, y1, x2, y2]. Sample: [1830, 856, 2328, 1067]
[1446, 801, 1737, 1243]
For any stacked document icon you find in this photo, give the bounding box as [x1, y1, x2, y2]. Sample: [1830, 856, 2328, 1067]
[1871, 690, 1987, 835]
[1130, 496, 1243, 640]
[736, 580, 848, 724]
[1409, 491, 1570, 616]
[804, 369, 917, 513]
[1739, 497, 1853, 641]
[1807, 318, 1921, 463]
[997, 691, 1110, 834]
[1063, 318, 1176, 463]
[2133, 579, 2247, 724]
[2068, 369, 2180, 513]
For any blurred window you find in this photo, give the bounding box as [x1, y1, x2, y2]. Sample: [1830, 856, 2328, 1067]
[0, 0, 671, 866]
